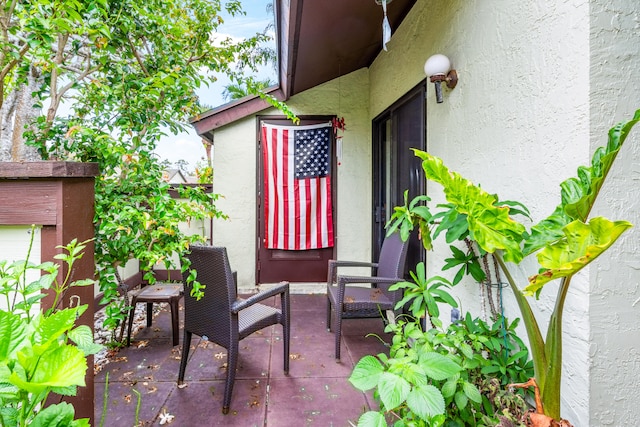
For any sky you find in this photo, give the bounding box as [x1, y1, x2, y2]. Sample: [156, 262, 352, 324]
[154, 1, 277, 171]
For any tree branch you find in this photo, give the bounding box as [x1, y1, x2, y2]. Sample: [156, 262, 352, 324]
[127, 35, 150, 77]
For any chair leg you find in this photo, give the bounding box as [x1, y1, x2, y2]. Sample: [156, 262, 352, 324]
[335, 312, 343, 361]
[126, 296, 138, 347]
[222, 342, 239, 415]
[282, 292, 290, 374]
[170, 297, 179, 347]
[177, 330, 192, 384]
[146, 302, 153, 327]
[326, 296, 332, 332]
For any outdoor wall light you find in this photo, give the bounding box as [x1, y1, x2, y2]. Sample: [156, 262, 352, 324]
[424, 54, 458, 103]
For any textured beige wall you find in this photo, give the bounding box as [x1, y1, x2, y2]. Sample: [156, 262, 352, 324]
[589, 1, 640, 425]
[211, 68, 371, 292]
[208, 0, 638, 422]
[369, 0, 640, 423]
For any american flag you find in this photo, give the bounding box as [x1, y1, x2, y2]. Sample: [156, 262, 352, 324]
[261, 122, 334, 250]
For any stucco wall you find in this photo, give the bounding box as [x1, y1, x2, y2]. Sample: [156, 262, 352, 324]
[367, 0, 631, 424]
[589, 1, 640, 425]
[208, 0, 638, 422]
[210, 68, 371, 292]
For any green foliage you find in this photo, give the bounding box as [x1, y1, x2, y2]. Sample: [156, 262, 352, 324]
[3, 0, 299, 335]
[390, 262, 457, 320]
[387, 110, 640, 420]
[0, 233, 101, 427]
[350, 308, 533, 427]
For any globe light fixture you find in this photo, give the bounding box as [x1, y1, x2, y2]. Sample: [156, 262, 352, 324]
[424, 54, 458, 103]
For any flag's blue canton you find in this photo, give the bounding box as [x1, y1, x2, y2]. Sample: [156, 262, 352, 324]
[294, 127, 330, 179]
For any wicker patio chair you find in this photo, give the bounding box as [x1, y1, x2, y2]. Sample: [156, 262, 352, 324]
[326, 231, 409, 360]
[177, 246, 290, 414]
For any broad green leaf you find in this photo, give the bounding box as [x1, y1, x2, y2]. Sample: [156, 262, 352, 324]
[413, 150, 526, 263]
[37, 308, 78, 346]
[441, 379, 457, 398]
[419, 352, 462, 381]
[68, 325, 103, 356]
[0, 311, 28, 361]
[462, 381, 482, 403]
[524, 110, 640, 255]
[356, 411, 387, 427]
[0, 406, 19, 427]
[349, 355, 384, 391]
[10, 345, 86, 395]
[30, 402, 75, 427]
[406, 384, 446, 419]
[378, 372, 410, 409]
[458, 342, 473, 359]
[525, 217, 632, 295]
[564, 110, 640, 221]
[454, 390, 468, 410]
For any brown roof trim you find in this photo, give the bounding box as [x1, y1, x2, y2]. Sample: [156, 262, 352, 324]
[190, 86, 285, 142]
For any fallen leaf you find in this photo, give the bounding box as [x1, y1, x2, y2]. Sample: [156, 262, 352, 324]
[158, 408, 175, 425]
[290, 353, 302, 360]
[214, 352, 225, 360]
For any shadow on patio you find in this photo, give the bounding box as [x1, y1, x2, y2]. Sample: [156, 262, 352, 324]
[95, 294, 391, 426]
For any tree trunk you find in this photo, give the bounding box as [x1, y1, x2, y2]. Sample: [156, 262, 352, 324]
[0, 66, 43, 162]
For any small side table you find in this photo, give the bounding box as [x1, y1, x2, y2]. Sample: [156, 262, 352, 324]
[126, 284, 183, 347]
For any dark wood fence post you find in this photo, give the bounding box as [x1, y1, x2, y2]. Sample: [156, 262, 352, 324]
[0, 161, 99, 424]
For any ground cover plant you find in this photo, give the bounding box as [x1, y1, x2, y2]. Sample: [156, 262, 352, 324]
[349, 261, 533, 426]
[377, 110, 640, 425]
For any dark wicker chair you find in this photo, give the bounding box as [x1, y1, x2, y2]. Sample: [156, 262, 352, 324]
[178, 246, 290, 414]
[326, 231, 409, 360]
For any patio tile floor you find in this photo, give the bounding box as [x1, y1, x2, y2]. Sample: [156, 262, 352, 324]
[95, 294, 390, 426]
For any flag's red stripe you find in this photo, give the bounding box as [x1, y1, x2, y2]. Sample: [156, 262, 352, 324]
[262, 126, 270, 248]
[294, 176, 301, 250]
[325, 178, 334, 246]
[315, 177, 322, 247]
[282, 129, 290, 250]
[304, 178, 312, 249]
[270, 127, 279, 248]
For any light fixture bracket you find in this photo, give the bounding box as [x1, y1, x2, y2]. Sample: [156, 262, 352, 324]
[429, 70, 458, 89]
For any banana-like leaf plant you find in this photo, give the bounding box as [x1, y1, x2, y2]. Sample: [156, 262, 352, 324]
[398, 110, 639, 423]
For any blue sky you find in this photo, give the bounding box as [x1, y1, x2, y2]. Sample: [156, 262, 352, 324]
[155, 0, 276, 170]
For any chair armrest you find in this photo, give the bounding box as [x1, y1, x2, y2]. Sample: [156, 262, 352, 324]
[231, 281, 289, 313]
[329, 260, 379, 269]
[337, 275, 402, 288]
[327, 260, 379, 285]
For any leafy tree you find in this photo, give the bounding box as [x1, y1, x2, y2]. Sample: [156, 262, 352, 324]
[0, 0, 296, 337]
[222, 77, 274, 101]
[221, 3, 277, 101]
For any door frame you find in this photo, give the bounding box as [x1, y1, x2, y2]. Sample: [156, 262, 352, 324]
[255, 115, 338, 283]
[371, 82, 427, 267]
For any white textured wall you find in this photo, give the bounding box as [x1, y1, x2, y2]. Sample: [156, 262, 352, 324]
[371, 0, 594, 424]
[211, 68, 371, 292]
[589, 1, 640, 425]
[0, 226, 42, 311]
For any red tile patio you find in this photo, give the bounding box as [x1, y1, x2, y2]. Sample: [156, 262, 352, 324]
[95, 294, 390, 426]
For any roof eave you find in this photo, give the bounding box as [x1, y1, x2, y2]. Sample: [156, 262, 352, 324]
[190, 86, 286, 142]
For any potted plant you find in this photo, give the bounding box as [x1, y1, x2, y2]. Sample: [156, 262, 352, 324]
[387, 110, 640, 425]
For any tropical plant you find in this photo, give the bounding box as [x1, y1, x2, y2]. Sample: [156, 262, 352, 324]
[388, 110, 640, 424]
[0, 235, 101, 427]
[349, 302, 533, 426]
